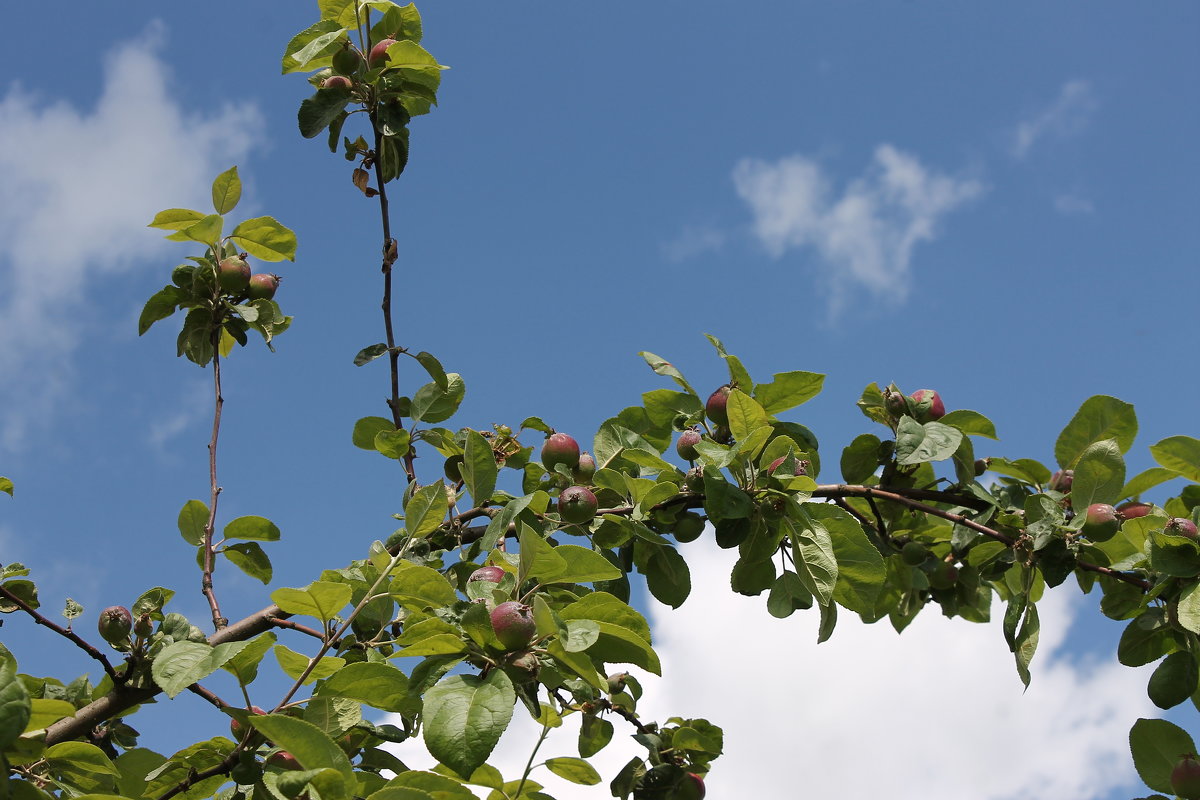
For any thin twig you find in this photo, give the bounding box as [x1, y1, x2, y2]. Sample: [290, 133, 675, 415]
[201, 330, 227, 630]
[0, 586, 124, 684]
[268, 618, 326, 641]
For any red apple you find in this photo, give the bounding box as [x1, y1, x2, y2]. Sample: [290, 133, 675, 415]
[490, 601, 536, 650]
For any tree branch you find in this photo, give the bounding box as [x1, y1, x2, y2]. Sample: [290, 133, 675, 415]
[0, 586, 124, 684]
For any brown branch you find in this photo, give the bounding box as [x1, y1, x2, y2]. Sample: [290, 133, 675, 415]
[155, 752, 239, 800]
[268, 618, 326, 641]
[0, 586, 124, 684]
[186, 683, 230, 710]
[201, 337, 227, 630]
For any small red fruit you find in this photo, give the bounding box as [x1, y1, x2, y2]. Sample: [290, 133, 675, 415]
[322, 75, 352, 90]
[1167, 517, 1199, 539]
[97, 606, 132, 647]
[767, 455, 809, 476]
[677, 773, 706, 800]
[230, 706, 266, 741]
[218, 256, 250, 294]
[909, 389, 945, 422]
[1081, 503, 1119, 541]
[573, 452, 596, 484]
[705, 386, 731, 427]
[542, 432, 580, 473]
[247, 274, 280, 301]
[1049, 469, 1074, 492]
[676, 429, 702, 461]
[929, 561, 958, 590]
[1117, 502, 1153, 520]
[368, 38, 397, 67]
[490, 601, 536, 650]
[468, 566, 506, 584]
[1172, 753, 1200, 799]
[558, 485, 598, 524]
[267, 751, 302, 771]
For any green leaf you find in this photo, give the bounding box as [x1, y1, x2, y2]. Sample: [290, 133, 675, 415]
[1176, 582, 1200, 635]
[986, 457, 1052, 486]
[411, 351, 448, 389]
[150, 641, 217, 699]
[766, 571, 813, 619]
[181, 213, 222, 245]
[840, 433, 882, 484]
[249, 714, 355, 788]
[754, 371, 825, 415]
[230, 216, 298, 262]
[1119, 611, 1176, 667]
[1070, 439, 1125, 513]
[558, 592, 651, 642]
[282, 20, 346, 73]
[353, 416, 395, 449]
[579, 714, 614, 758]
[1120, 467, 1177, 501]
[518, 525, 567, 584]
[410, 374, 465, 423]
[894, 418, 963, 466]
[1150, 435, 1200, 482]
[544, 757, 601, 786]
[318, 662, 410, 713]
[273, 644, 346, 683]
[1147, 652, 1199, 710]
[222, 632, 276, 685]
[44, 742, 120, 776]
[0, 476, 11, 496]
[138, 285, 185, 335]
[1129, 717, 1198, 794]
[223, 542, 272, 584]
[1054, 395, 1137, 468]
[375, 428, 411, 460]
[210, 166, 241, 214]
[404, 482, 448, 538]
[147, 207, 205, 233]
[462, 429, 497, 507]
[702, 472, 753, 522]
[224, 515, 280, 542]
[644, 545, 691, 609]
[1013, 603, 1039, 688]
[939, 409, 998, 439]
[809, 505, 885, 614]
[539, 544, 622, 585]
[638, 351, 695, 394]
[389, 562, 458, 610]
[299, 85, 353, 139]
[177, 499, 209, 546]
[726, 389, 770, 444]
[422, 671, 515, 779]
[270, 581, 353, 621]
[787, 516, 837, 607]
[354, 343, 389, 366]
[0, 645, 30, 748]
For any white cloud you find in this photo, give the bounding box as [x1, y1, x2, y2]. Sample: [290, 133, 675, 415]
[387, 537, 1154, 799]
[1054, 192, 1095, 216]
[732, 146, 982, 313]
[1011, 80, 1097, 160]
[147, 379, 210, 451]
[660, 225, 726, 263]
[0, 25, 262, 453]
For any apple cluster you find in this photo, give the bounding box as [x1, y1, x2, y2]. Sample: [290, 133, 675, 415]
[217, 253, 280, 303]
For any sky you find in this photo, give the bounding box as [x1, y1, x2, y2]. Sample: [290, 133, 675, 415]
[1, 2, 1198, 798]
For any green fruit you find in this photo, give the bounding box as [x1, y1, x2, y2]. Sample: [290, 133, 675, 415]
[267, 751, 302, 771]
[490, 601, 536, 650]
[883, 388, 908, 418]
[558, 485, 598, 524]
[1081, 503, 1119, 541]
[684, 466, 704, 493]
[676, 773, 706, 800]
[230, 760, 262, 786]
[673, 512, 705, 543]
[133, 612, 154, 638]
[676, 429, 702, 461]
[218, 256, 250, 294]
[705, 386, 731, 426]
[542, 432, 580, 473]
[97, 606, 132, 647]
[900, 541, 928, 566]
[607, 671, 628, 694]
[443, 454, 464, 483]
[929, 561, 959, 590]
[331, 45, 362, 76]
[973, 458, 988, 477]
[573, 451, 596, 484]
[247, 273, 280, 301]
[322, 75, 352, 90]
[368, 38, 397, 67]
[1172, 754, 1200, 800]
[909, 389, 945, 422]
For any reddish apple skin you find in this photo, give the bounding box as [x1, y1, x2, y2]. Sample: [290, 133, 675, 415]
[1081, 503, 1120, 541]
[247, 273, 280, 301]
[1167, 517, 1199, 539]
[542, 433, 580, 473]
[677, 773, 705, 799]
[267, 751, 302, 770]
[230, 706, 266, 740]
[1049, 469, 1074, 492]
[676, 430, 702, 461]
[767, 456, 808, 476]
[368, 38, 397, 66]
[573, 452, 596, 484]
[1117, 502, 1153, 520]
[218, 256, 250, 294]
[97, 606, 132, 646]
[1172, 754, 1200, 799]
[322, 75, 352, 90]
[558, 485, 598, 524]
[490, 601, 536, 650]
[705, 386, 731, 426]
[909, 389, 945, 422]
[468, 566, 506, 584]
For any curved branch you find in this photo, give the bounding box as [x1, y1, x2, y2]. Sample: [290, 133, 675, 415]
[0, 585, 124, 684]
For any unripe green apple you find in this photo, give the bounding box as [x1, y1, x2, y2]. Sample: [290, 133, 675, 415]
[573, 452, 596, 484]
[1172, 754, 1200, 799]
[133, 612, 154, 638]
[1167, 517, 1199, 539]
[1117, 502, 1152, 520]
[558, 485, 598, 524]
[909, 389, 945, 422]
[218, 256, 250, 294]
[468, 565, 506, 584]
[684, 467, 704, 493]
[929, 561, 959, 590]
[542, 432, 580, 473]
[368, 38, 397, 67]
[443, 454, 464, 483]
[676, 429, 702, 461]
[900, 541, 928, 566]
[1049, 469, 1074, 492]
[331, 45, 362, 76]
[229, 760, 262, 786]
[490, 601, 536, 650]
[1081, 503, 1119, 541]
[883, 388, 908, 418]
[607, 671, 628, 694]
[97, 606, 132, 647]
[247, 273, 280, 301]
[322, 75, 352, 90]
[705, 386, 731, 426]
[673, 512, 705, 543]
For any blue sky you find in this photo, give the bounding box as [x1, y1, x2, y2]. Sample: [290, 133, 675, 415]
[1, 3, 1197, 798]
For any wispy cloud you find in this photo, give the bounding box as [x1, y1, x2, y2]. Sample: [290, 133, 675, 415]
[1011, 80, 1097, 160]
[1054, 192, 1095, 216]
[386, 537, 1153, 799]
[732, 146, 982, 314]
[0, 25, 261, 453]
[660, 225, 726, 263]
[147, 379, 211, 451]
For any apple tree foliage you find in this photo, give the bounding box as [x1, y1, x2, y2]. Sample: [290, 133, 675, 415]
[2, 3, 1199, 799]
